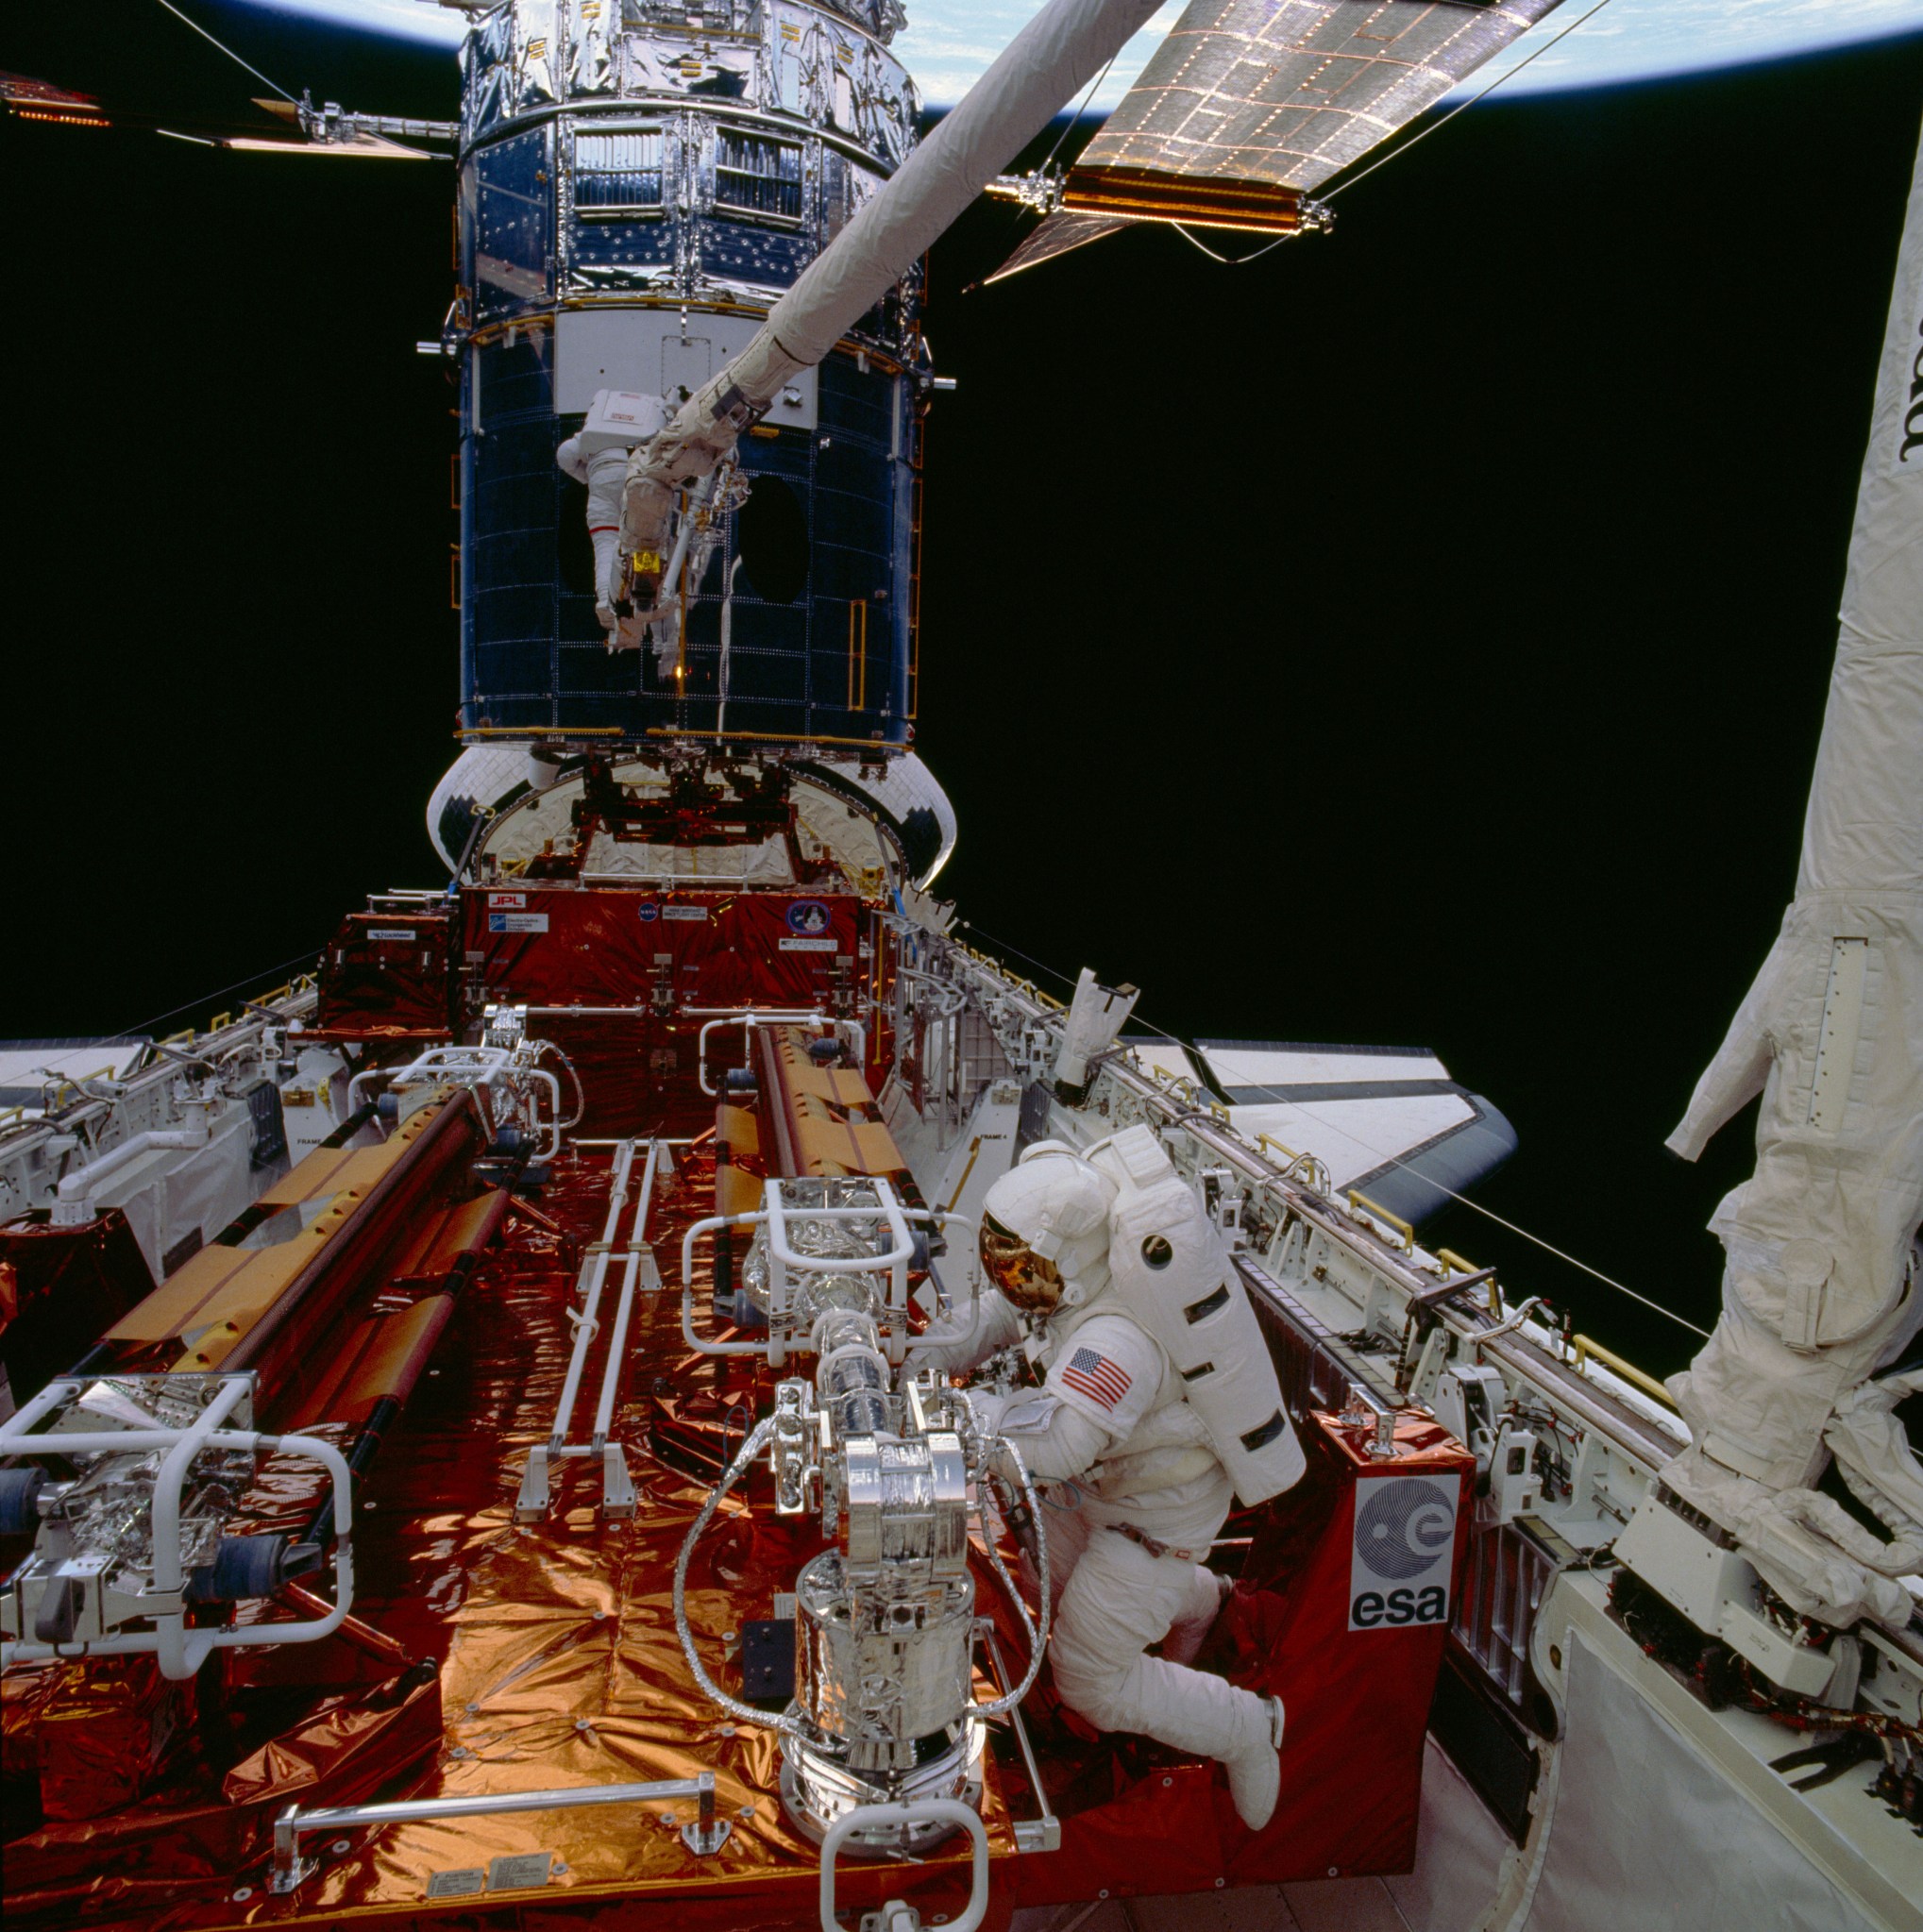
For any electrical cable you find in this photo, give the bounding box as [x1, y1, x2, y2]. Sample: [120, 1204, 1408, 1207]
[1171, 224, 1296, 267]
[953, 918, 1711, 1341]
[153, 0, 296, 104]
[1324, 0, 1619, 203]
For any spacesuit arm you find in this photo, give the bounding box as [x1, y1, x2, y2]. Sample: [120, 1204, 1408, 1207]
[908, 1286, 1024, 1377]
[556, 434, 591, 486]
[971, 1387, 1117, 1484]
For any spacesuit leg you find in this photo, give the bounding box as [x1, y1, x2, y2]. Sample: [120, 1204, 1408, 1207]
[1047, 1526, 1270, 1764]
[1160, 1562, 1230, 1667]
[1020, 1484, 1095, 1605]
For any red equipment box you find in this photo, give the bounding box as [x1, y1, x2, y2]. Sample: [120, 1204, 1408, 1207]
[313, 911, 454, 1040]
[1013, 1406, 1474, 1907]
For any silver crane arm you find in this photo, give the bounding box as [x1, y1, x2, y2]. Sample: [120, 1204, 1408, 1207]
[613, 0, 1163, 638]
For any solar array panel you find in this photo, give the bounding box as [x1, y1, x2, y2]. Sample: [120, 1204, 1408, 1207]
[1080, 0, 1561, 193]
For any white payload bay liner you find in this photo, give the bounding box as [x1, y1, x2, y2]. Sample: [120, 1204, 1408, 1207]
[1660, 116, 1923, 1631]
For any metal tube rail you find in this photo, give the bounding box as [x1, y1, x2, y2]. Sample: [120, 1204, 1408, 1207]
[696, 1009, 867, 1093]
[1572, 1332, 1682, 1411]
[548, 1139, 638, 1452]
[271, 1772, 726, 1894]
[591, 1139, 662, 1451]
[1, 1406, 353, 1678]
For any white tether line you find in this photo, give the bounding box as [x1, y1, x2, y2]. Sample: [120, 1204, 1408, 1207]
[957, 920, 1712, 1341]
[1170, 0, 1622, 265]
[154, 0, 297, 103]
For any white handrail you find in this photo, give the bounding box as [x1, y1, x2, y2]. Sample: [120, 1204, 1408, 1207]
[818, 1799, 989, 1932]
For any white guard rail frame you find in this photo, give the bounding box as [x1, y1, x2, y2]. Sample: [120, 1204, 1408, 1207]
[694, 1008, 867, 1095]
[680, 1184, 970, 1367]
[346, 1047, 565, 1160]
[271, 1771, 729, 1894]
[818, 1799, 989, 1932]
[0, 1373, 353, 1681]
[515, 1137, 675, 1520]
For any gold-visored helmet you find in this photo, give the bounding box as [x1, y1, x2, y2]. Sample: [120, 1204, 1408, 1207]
[976, 1143, 1116, 1317]
[979, 1212, 1066, 1312]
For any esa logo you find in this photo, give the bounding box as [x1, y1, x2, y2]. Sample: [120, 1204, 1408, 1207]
[1351, 1585, 1448, 1628]
[1347, 1472, 1459, 1634]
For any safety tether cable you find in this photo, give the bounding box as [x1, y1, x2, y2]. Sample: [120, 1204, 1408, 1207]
[119, 944, 323, 1043]
[154, 0, 297, 104]
[953, 917, 1712, 1342]
[1323, 0, 1619, 203]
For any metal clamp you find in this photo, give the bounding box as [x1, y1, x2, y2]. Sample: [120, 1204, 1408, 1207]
[1342, 1381, 1400, 1460]
[271, 1772, 729, 1894]
[818, 1799, 989, 1932]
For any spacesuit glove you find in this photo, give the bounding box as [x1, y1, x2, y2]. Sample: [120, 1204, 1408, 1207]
[965, 1386, 1013, 1438]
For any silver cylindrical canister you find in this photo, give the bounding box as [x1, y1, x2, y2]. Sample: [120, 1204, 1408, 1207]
[792, 1550, 974, 1772]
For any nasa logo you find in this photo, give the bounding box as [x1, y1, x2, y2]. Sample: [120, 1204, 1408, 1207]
[1347, 1472, 1459, 1634]
[637, 902, 659, 923]
[785, 899, 833, 937]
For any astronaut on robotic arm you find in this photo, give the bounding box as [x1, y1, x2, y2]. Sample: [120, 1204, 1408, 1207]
[557, 391, 672, 644]
[915, 1128, 1306, 1832]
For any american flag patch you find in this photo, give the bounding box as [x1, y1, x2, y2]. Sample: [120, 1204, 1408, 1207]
[1060, 1347, 1131, 1412]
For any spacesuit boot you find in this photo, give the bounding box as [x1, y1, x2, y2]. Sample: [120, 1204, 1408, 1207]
[1222, 1693, 1286, 1832]
[1043, 1507, 1284, 1830]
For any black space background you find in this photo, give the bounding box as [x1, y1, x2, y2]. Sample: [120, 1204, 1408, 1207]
[5, 8, 1923, 1380]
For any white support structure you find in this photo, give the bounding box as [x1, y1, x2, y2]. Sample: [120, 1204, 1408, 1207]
[679, 1178, 969, 1369]
[0, 1374, 353, 1681]
[515, 1139, 668, 1521]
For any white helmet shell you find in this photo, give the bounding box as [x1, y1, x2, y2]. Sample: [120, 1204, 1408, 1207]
[980, 1146, 1116, 1306]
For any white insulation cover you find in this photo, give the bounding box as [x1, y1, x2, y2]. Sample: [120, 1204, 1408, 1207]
[1662, 117, 1923, 1624]
[1519, 1633, 1881, 1932]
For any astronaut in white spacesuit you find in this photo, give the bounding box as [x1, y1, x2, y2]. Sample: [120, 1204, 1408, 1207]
[557, 391, 670, 642]
[917, 1129, 1305, 1831]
